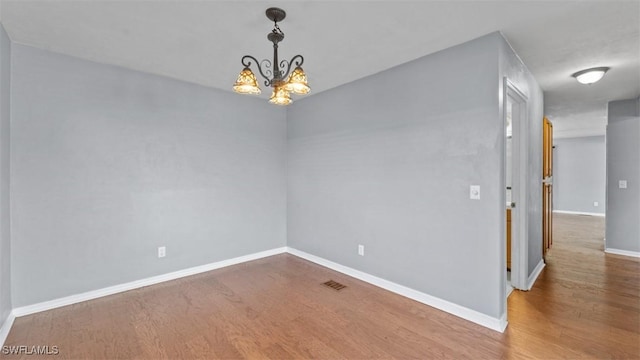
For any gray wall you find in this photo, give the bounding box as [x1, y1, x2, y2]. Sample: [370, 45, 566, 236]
[497, 36, 544, 278]
[287, 32, 541, 320]
[10, 44, 287, 307]
[553, 136, 606, 214]
[606, 98, 640, 252]
[0, 24, 12, 329]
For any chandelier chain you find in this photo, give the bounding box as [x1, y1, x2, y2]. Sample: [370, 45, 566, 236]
[273, 22, 284, 36]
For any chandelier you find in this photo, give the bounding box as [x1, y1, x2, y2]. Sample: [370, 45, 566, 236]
[233, 7, 310, 106]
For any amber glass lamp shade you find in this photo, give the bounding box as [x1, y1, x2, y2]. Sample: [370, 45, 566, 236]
[233, 67, 261, 95]
[269, 86, 292, 106]
[283, 66, 310, 95]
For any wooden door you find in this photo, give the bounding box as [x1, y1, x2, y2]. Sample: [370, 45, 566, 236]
[543, 117, 553, 259]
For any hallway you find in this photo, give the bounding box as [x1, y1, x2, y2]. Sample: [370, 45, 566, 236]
[507, 213, 640, 359]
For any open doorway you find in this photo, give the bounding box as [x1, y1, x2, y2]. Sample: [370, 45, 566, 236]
[504, 78, 529, 294]
[550, 132, 608, 248]
[505, 88, 514, 297]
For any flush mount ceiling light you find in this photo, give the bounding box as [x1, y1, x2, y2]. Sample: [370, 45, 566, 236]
[572, 67, 610, 85]
[233, 7, 310, 105]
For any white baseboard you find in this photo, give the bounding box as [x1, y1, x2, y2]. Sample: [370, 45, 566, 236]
[506, 284, 514, 299]
[0, 311, 16, 347]
[498, 312, 507, 332]
[605, 248, 640, 258]
[286, 247, 507, 333]
[553, 210, 605, 217]
[12, 247, 287, 317]
[526, 259, 545, 290]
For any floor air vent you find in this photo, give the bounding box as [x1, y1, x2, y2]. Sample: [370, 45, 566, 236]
[323, 280, 347, 291]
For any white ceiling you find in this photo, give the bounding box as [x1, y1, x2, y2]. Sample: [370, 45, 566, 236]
[1, 1, 638, 138]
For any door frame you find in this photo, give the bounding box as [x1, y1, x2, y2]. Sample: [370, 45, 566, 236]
[504, 78, 529, 291]
[543, 117, 553, 260]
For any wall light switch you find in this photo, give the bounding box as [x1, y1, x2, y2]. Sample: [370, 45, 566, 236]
[619, 180, 627, 189]
[470, 185, 481, 200]
[358, 245, 365, 256]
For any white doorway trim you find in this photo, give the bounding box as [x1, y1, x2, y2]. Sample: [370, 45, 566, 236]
[504, 78, 529, 291]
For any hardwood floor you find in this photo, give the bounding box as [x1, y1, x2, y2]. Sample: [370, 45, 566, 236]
[508, 214, 639, 359]
[2, 213, 639, 359]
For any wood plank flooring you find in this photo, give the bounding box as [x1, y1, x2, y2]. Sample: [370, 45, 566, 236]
[2, 213, 639, 359]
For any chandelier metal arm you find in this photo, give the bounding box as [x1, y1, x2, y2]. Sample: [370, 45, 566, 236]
[241, 55, 272, 87]
[240, 54, 304, 88]
[259, 59, 273, 86]
[240, 55, 258, 69]
[280, 55, 304, 81]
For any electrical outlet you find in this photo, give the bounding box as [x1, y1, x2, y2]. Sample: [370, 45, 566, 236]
[619, 180, 627, 189]
[470, 185, 480, 200]
[593, 201, 599, 207]
[158, 246, 166, 258]
[358, 245, 365, 256]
